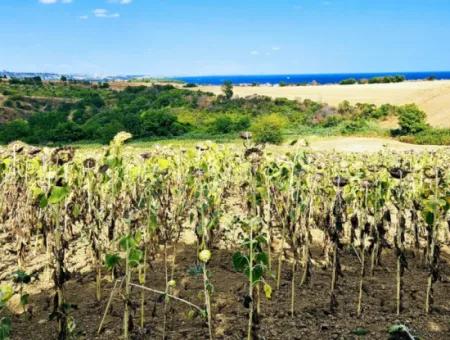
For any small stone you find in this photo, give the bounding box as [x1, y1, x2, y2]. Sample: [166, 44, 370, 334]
[321, 323, 330, 330]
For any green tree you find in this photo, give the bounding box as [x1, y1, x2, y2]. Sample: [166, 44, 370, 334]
[221, 81, 233, 100]
[140, 109, 187, 137]
[397, 104, 429, 134]
[250, 113, 287, 144]
[53, 121, 85, 142]
[0, 119, 30, 143]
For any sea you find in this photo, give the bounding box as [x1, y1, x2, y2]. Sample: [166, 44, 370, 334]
[176, 71, 450, 86]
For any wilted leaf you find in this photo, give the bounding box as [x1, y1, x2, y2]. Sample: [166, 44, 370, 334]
[263, 282, 272, 299]
[0, 285, 14, 304]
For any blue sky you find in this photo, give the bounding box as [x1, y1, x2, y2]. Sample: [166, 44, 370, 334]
[1, 0, 450, 76]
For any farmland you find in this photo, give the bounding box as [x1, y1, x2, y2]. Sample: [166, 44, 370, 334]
[0, 134, 449, 339]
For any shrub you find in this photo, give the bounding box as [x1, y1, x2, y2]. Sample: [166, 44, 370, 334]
[140, 109, 187, 137]
[250, 113, 287, 144]
[0, 119, 30, 143]
[339, 78, 357, 85]
[53, 121, 85, 142]
[340, 119, 368, 135]
[209, 115, 250, 134]
[97, 120, 126, 144]
[396, 104, 429, 135]
[399, 129, 450, 145]
[221, 81, 233, 100]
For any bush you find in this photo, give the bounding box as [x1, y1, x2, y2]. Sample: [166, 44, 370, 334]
[140, 109, 187, 137]
[97, 121, 126, 144]
[0, 119, 30, 143]
[340, 119, 368, 135]
[396, 104, 429, 135]
[250, 113, 287, 144]
[368, 75, 405, 84]
[209, 115, 250, 134]
[339, 78, 357, 85]
[53, 121, 85, 142]
[399, 129, 450, 145]
[221, 81, 233, 100]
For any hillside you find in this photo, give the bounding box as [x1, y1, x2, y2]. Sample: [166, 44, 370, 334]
[196, 80, 450, 128]
[0, 79, 448, 146]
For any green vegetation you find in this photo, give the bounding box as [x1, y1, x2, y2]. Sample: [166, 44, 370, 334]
[368, 75, 405, 83]
[221, 81, 233, 100]
[396, 104, 429, 134]
[128, 77, 184, 84]
[339, 75, 406, 85]
[339, 78, 357, 85]
[250, 113, 287, 144]
[0, 79, 447, 145]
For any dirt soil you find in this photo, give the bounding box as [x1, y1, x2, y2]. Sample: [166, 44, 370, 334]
[3, 240, 450, 340]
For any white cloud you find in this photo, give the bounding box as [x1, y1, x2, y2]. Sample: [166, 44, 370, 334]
[79, 15, 88, 20]
[272, 46, 281, 51]
[250, 50, 260, 55]
[93, 8, 120, 18]
[108, 0, 132, 4]
[38, 0, 72, 4]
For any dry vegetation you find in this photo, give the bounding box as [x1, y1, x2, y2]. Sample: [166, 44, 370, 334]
[196, 80, 450, 128]
[0, 134, 449, 339]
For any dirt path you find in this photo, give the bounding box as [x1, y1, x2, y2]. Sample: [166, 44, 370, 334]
[302, 136, 448, 153]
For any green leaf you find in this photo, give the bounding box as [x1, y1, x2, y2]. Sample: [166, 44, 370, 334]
[424, 211, 434, 226]
[388, 324, 408, 334]
[134, 231, 142, 244]
[20, 294, 29, 307]
[119, 235, 135, 251]
[105, 253, 121, 270]
[232, 252, 248, 272]
[128, 248, 143, 267]
[12, 270, 31, 284]
[0, 317, 12, 339]
[352, 327, 369, 336]
[157, 158, 170, 170]
[255, 252, 269, 266]
[148, 213, 158, 233]
[48, 186, 69, 205]
[251, 264, 264, 283]
[38, 194, 48, 209]
[0, 285, 13, 304]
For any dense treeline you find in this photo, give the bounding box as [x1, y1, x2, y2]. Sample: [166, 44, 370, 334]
[0, 80, 448, 145]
